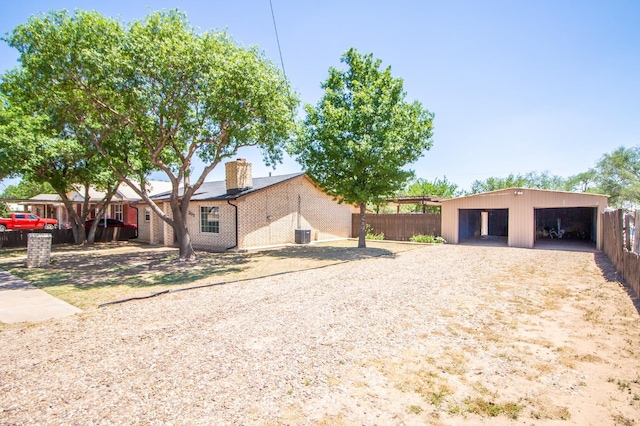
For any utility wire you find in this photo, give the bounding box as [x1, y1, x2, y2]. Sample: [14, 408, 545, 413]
[269, 0, 287, 78]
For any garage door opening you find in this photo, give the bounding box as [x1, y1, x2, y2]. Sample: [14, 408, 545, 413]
[534, 207, 597, 249]
[459, 209, 508, 245]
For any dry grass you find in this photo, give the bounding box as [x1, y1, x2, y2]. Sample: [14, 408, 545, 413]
[1, 243, 639, 424]
[0, 240, 419, 309]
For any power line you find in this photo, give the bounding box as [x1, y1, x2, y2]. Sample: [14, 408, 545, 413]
[269, 0, 287, 78]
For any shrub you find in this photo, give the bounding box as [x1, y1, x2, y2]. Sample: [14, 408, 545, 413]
[410, 234, 446, 244]
[365, 224, 385, 240]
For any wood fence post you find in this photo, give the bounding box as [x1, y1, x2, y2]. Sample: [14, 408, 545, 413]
[625, 213, 632, 252]
[634, 210, 640, 253]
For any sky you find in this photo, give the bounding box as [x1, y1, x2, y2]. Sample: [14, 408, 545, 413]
[1, 0, 639, 192]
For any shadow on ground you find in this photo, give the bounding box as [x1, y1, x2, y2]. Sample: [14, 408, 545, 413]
[0, 249, 251, 291]
[0, 243, 396, 292]
[594, 252, 640, 315]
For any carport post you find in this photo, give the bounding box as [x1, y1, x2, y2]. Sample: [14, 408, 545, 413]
[481, 211, 489, 237]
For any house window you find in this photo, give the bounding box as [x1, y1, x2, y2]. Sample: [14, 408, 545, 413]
[114, 204, 123, 221]
[144, 208, 151, 222]
[200, 206, 219, 234]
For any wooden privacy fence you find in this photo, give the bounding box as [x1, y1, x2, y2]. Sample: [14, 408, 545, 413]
[0, 227, 137, 249]
[602, 209, 640, 298]
[353, 213, 441, 241]
[0, 229, 74, 248]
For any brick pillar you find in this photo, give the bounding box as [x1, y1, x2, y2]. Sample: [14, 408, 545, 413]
[26, 233, 53, 268]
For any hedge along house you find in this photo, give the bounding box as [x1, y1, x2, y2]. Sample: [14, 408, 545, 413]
[440, 188, 608, 250]
[137, 159, 356, 250]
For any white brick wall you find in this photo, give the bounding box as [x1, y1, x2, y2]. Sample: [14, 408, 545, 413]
[137, 207, 151, 242]
[137, 175, 355, 250]
[237, 175, 354, 248]
[187, 202, 237, 250]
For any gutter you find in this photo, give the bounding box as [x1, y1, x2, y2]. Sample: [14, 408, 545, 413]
[226, 198, 238, 251]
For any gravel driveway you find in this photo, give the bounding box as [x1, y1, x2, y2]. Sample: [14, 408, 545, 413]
[1, 244, 639, 425]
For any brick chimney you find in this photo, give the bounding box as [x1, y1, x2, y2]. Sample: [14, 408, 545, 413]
[225, 158, 253, 194]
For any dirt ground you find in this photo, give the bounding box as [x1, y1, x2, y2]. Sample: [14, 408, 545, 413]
[1, 242, 639, 425]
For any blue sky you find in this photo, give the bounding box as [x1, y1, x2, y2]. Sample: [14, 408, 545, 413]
[1, 1, 639, 192]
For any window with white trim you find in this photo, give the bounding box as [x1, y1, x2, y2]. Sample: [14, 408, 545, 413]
[114, 204, 123, 221]
[144, 208, 151, 222]
[200, 206, 219, 233]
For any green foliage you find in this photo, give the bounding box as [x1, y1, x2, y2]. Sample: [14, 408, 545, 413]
[402, 176, 459, 212]
[591, 146, 640, 208]
[3, 9, 299, 259]
[470, 171, 569, 194]
[565, 169, 598, 193]
[409, 234, 446, 244]
[292, 48, 434, 247]
[406, 176, 460, 199]
[365, 224, 384, 240]
[1, 181, 55, 199]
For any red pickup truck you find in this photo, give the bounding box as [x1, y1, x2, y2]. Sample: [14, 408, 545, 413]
[0, 213, 58, 232]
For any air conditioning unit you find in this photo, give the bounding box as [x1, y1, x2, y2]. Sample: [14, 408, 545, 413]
[295, 229, 311, 244]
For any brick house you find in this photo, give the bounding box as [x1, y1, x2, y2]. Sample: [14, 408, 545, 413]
[137, 159, 356, 250]
[25, 181, 172, 228]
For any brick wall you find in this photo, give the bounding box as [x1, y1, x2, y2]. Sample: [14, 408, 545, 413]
[25, 233, 52, 268]
[124, 205, 137, 224]
[187, 202, 237, 250]
[137, 206, 151, 242]
[137, 175, 355, 250]
[237, 175, 354, 248]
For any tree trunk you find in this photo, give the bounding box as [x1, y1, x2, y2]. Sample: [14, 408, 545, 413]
[175, 225, 196, 261]
[62, 202, 86, 245]
[71, 221, 86, 245]
[358, 202, 367, 248]
[86, 219, 100, 244]
[170, 200, 197, 262]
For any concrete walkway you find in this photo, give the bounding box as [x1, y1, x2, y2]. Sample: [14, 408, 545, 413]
[0, 269, 81, 324]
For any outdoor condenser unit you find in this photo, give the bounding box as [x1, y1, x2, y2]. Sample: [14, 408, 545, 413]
[295, 229, 311, 244]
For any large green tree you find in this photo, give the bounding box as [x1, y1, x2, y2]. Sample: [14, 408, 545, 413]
[470, 171, 568, 194]
[4, 10, 298, 260]
[1, 181, 55, 200]
[292, 48, 434, 247]
[592, 146, 640, 208]
[1, 70, 123, 245]
[401, 176, 460, 213]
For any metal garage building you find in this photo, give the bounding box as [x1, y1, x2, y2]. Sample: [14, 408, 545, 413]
[441, 188, 608, 250]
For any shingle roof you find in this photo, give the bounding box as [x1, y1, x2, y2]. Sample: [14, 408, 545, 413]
[150, 172, 306, 201]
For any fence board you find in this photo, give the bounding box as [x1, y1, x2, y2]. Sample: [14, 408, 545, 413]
[0, 227, 136, 249]
[602, 209, 640, 298]
[0, 229, 74, 249]
[352, 213, 441, 241]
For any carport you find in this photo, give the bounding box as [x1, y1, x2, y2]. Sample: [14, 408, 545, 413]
[441, 188, 608, 249]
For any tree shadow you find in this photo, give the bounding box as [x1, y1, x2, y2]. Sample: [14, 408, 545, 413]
[1, 243, 397, 296]
[594, 252, 640, 315]
[2, 249, 252, 291]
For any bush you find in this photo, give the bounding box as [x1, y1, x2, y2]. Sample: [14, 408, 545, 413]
[409, 234, 446, 244]
[365, 224, 385, 240]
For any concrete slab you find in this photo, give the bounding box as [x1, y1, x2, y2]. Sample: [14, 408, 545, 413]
[0, 269, 81, 324]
